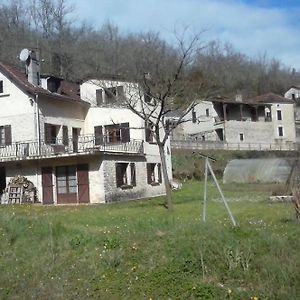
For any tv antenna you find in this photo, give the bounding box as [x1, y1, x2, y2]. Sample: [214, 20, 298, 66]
[19, 48, 30, 63]
[193, 152, 237, 226]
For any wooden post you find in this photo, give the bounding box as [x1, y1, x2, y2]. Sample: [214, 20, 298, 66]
[203, 157, 208, 222]
[206, 160, 237, 227]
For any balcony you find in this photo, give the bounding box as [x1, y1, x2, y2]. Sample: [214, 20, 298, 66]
[0, 135, 144, 162]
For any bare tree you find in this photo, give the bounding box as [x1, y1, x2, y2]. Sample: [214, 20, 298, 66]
[124, 30, 209, 210]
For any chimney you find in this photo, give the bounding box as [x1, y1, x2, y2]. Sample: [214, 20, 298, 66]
[235, 93, 243, 102]
[27, 50, 40, 86]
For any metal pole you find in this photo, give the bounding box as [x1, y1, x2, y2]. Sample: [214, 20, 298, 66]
[206, 160, 237, 226]
[203, 157, 208, 222]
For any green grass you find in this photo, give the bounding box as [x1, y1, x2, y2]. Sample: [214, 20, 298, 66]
[0, 180, 300, 299]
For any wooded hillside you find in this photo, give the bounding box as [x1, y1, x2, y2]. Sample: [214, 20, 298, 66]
[1, 0, 299, 98]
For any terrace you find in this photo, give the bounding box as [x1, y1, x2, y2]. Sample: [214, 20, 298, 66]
[0, 134, 144, 162]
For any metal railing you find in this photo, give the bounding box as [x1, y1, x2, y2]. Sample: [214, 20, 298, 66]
[171, 139, 299, 151]
[0, 135, 144, 161]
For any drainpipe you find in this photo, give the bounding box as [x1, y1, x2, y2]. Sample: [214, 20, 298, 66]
[35, 94, 41, 156]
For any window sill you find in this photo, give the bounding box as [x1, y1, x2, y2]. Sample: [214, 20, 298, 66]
[0, 93, 10, 98]
[120, 184, 134, 190]
[150, 182, 160, 186]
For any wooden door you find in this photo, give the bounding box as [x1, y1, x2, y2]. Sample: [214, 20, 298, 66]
[42, 167, 54, 204]
[0, 167, 6, 195]
[77, 164, 90, 203]
[72, 128, 80, 152]
[56, 166, 77, 204]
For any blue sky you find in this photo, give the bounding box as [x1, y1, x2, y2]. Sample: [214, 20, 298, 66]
[71, 1, 300, 69]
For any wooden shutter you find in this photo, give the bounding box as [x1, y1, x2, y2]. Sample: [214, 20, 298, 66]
[130, 163, 136, 186]
[42, 167, 54, 204]
[44, 123, 51, 144]
[4, 125, 11, 145]
[121, 123, 130, 143]
[158, 163, 162, 183]
[147, 164, 152, 184]
[117, 86, 124, 100]
[96, 89, 103, 106]
[77, 164, 90, 203]
[94, 126, 103, 145]
[116, 163, 123, 187]
[62, 126, 68, 146]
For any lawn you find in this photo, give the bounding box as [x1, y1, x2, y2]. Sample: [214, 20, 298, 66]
[0, 180, 299, 299]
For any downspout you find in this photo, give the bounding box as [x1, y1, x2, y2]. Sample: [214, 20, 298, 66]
[35, 93, 41, 197]
[35, 93, 41, 156]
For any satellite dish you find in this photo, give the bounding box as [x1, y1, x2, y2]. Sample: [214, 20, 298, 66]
[19, 48, 30, 62]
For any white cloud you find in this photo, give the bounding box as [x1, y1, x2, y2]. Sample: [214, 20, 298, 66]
[73, 0, 300, 69]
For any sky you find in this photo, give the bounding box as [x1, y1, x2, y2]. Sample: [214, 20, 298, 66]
[69, 0, 300, 70]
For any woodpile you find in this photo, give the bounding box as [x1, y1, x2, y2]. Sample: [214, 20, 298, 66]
[0, 176, 37, 204]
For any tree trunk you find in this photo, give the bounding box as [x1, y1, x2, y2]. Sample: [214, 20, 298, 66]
[158, 143, 173, 211]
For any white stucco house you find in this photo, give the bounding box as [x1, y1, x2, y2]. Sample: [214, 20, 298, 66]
[169, 94, 296, 150]
[284, 86, 300, 142]
[0, 56, 172, 204]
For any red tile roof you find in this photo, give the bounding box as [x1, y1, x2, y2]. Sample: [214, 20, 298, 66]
[0, 62, 89, 106]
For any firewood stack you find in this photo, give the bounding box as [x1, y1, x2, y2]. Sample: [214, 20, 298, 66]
[0, 175, 37, 204]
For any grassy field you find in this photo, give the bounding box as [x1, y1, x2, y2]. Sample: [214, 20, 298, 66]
[0, 180, 300, 299]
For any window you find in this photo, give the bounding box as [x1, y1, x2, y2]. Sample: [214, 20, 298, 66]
[116, 162, 136, 188]
[45, 123, 59, 144]
[192, 111, 197, 123]
[145, 121, 155, 143]
[0, 125, 11, 146]
[292, 93, 295, 100]
[147, 163, 162, 185]
[201, 135, 205, 141]
[144, 93, 151, 103]
[105, 123, 130, 143]
[206, 108, 209, 117]
[56, 166, 77, 194]
[0, 81, 3, 93]
[239, 133, 244, 141]
[278, 126, 284, 137]
[104, 86, 124, 104]
[277, 110, 282, 121]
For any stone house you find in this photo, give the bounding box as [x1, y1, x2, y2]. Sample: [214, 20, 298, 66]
[169, 93, 296, 150]
[0, 56, 172, 204]
[284, 86, 300, 142]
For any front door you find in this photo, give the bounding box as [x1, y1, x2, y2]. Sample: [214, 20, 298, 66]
[56, 165, 77, 204]
[77, 164, 90, 203]
[42, 167, 54, 204]
[0, 167, 6, 195]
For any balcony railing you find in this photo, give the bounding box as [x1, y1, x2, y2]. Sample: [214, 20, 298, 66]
[0, 135, 144, 162]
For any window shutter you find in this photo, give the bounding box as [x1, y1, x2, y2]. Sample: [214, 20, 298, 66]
[116, 163, 123, 187]
[62, 126, 68, 146]
[116, 86, 124, 100]
[147, 164, 152, 184]
[158, 163, 162, 183]
[96, 89, 103, 106]
[44, 123, 51, 144]
[4, 125, 11, 145]
[130, 163, 136, 186]
[121, 123, 130, 143]
[94, 126, 103, 145]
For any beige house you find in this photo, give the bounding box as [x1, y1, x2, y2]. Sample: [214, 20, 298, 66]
[170, 94, 296, 150]
[0, 58, 172, 204]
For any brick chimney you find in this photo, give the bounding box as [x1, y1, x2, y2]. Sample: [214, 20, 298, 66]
[27, 50, 40, 86]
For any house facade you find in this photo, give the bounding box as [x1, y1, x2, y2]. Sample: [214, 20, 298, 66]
[170, 94, 296, 150]
[0, 59, 172, 204]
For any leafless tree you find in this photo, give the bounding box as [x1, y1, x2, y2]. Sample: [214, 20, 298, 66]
[124, 30, 209, 210]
